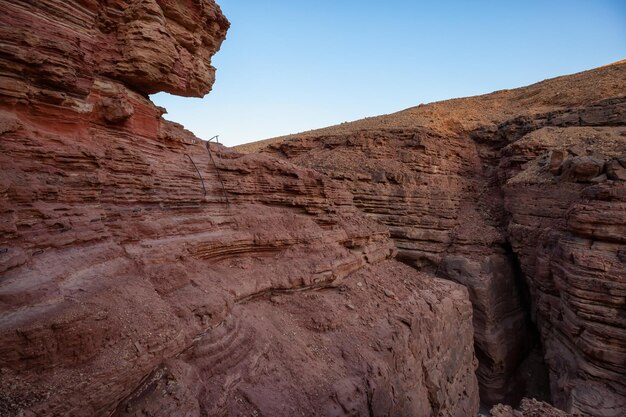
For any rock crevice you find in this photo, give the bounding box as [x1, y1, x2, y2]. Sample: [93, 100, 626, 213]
[0, 1, 480, 416]
[256, 68, 626, 416]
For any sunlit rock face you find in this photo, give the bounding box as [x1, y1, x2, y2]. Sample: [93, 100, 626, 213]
[0, 1, 480, 416]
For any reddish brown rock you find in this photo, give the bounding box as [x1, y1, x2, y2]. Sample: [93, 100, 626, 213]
[490, 398, 582, 417]
[0, 0, 229, 100]
[100, 95, 135, 123]
[561, 155, 606, 182]
[0, 1, 479, 416]
[606, 157, 626, 180]
[500, 126, 626, 416]
[549, 149, 566, 175]
[114, 262, 478, 417]
[259, 125, 536, 405]
[248, 65, 626, 415]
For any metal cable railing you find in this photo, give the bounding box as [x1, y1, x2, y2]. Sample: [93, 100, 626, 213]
[205, 135, 230, 207]
[184, 153, 207, 196]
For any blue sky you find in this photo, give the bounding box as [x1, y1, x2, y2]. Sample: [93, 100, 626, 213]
[152, 0, 626, 147]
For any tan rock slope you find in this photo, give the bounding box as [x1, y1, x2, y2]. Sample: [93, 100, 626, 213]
[247, 62, 626, 416]
[0, 1, 480, 416]
[237, 60, 626, 153]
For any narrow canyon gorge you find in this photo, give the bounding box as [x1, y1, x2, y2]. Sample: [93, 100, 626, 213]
[0, 1, 624, 417]
[248, 65, 626, 416]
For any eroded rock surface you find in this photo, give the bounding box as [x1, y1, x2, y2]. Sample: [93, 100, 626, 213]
[253, 64, 626, 415]
[0, 0, 228, 99]
[489, 397, 582, 417]
[260, 127, 536, 405]
[0, 1, 479, 416]
[498, 122, 626, 416]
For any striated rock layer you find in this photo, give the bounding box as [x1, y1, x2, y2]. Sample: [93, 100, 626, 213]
[251, 64, 626, 415]
[0, 1, 480, 416]
[260, 127, 536, 405]
[260, 121, 540, 407]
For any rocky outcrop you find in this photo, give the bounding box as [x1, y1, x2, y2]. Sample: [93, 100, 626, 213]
[112, 261, 477, 417]
[489, 398, 582, 417]
[0, 0, 228, 99]
[0, 1, 480, 416]
[497, 122, 626, 416]
[261, 126, 537, 405]
[254, 65, 626, 414]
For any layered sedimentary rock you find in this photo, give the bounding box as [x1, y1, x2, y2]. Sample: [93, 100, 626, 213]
[252, 64, 626, 414]
[261, 127, 535, 405]
[496, 120, 626, 416]
[0, 1, 480, 416]
[0, 0, 229, 99]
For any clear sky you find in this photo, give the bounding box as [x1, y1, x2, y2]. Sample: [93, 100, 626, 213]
[152, 0, 626, 147]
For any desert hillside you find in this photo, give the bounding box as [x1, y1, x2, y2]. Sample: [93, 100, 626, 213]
[236, 59, 626, 153]
[0, 1, 624, 417]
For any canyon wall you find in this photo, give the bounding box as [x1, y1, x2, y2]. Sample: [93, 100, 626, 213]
[494, 106, 626, 416]
[0, 1, 480, 416]
[257, 65, 626, 415]
[262, 127, 537, 405]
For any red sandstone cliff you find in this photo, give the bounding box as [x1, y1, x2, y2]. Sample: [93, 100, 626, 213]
[248, 63, 626, 416]
[0, 1, 480, 416]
